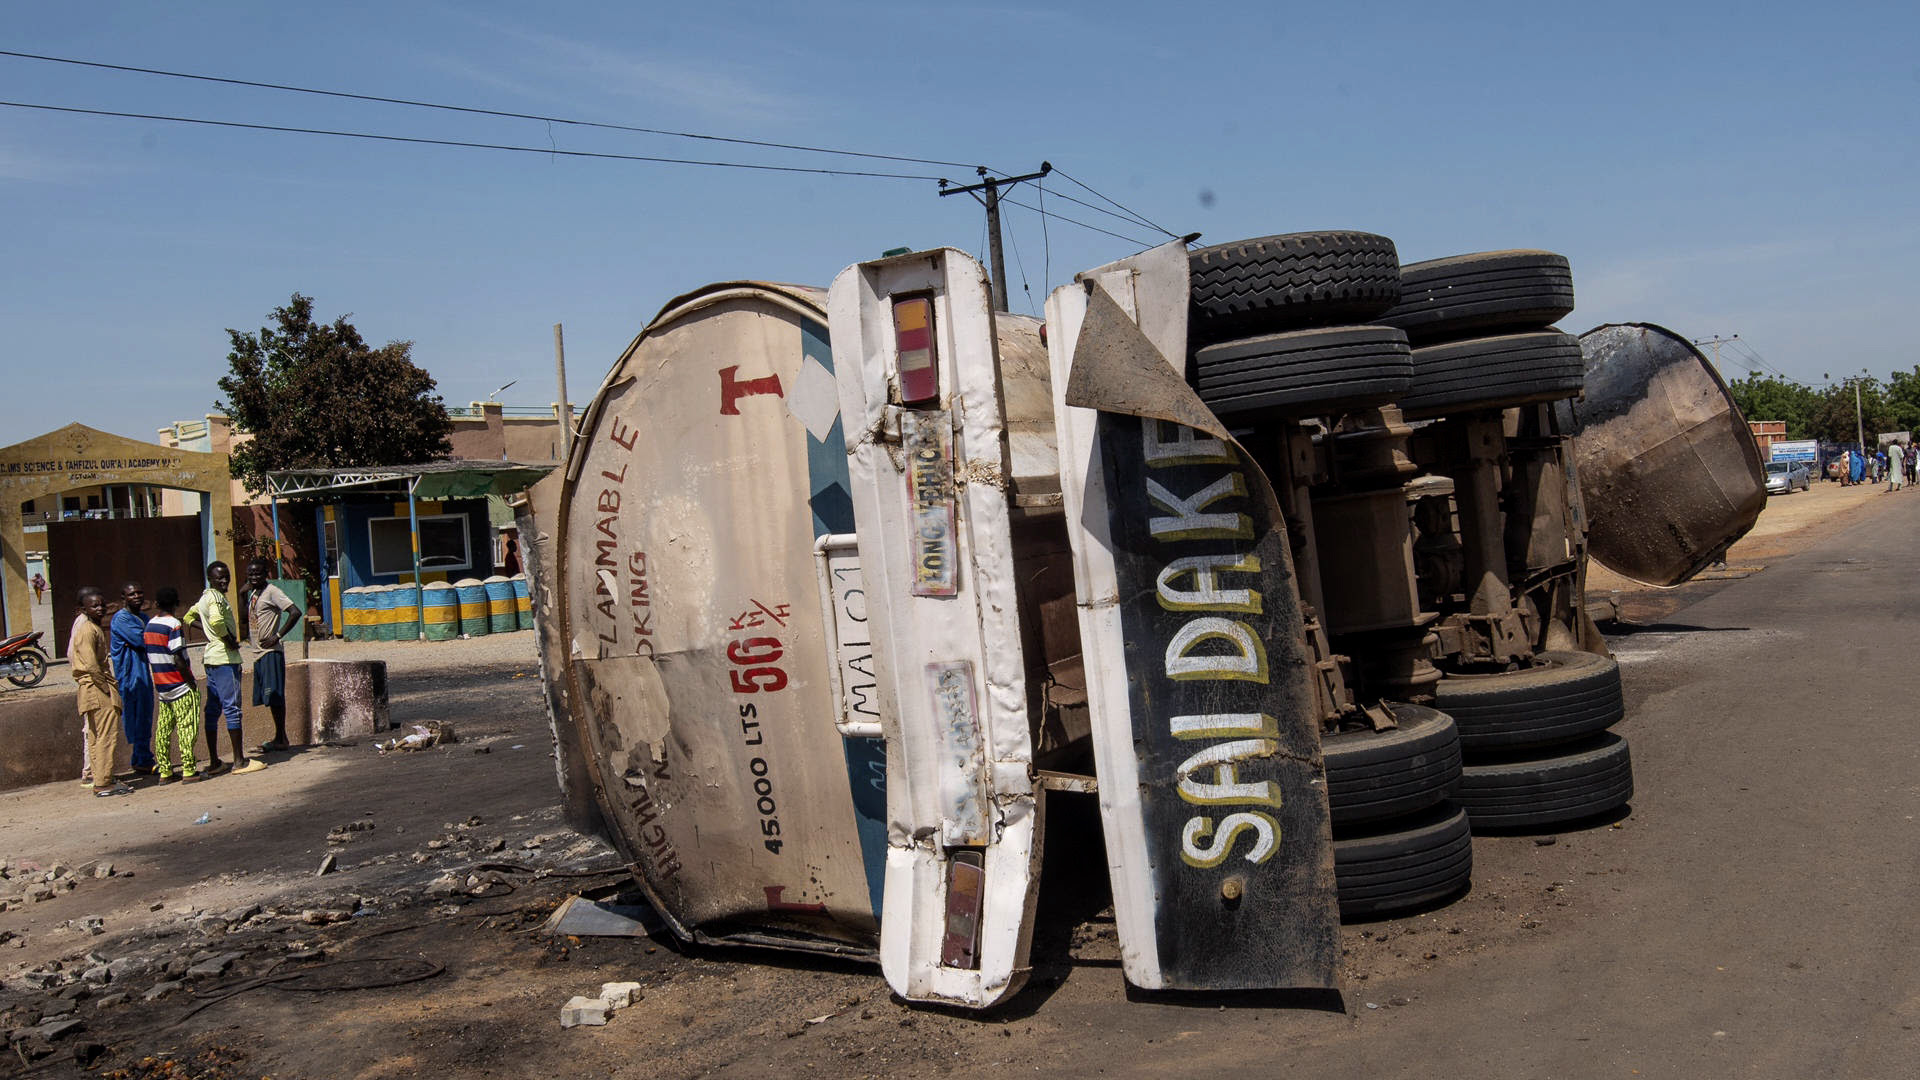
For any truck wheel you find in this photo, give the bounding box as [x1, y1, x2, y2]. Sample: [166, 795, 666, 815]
[1193, 325, 1411, 419]
[1398, 331, 1585, 419]
[1377, 250, 1575, 345]
[1324, 705, 1462, 826]
[1188, 231, 1402, 346]
[1453, 733, 1633, 830]
[1333, 803, 1473, 919]
[1432, 650, 1622, 752]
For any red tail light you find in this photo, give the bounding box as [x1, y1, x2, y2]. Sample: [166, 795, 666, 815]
[894, 296, 940, 405]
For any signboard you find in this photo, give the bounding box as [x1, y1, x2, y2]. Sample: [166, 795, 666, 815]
[1770, 439, 1817, 463]
[1047, 246, 1339, 993]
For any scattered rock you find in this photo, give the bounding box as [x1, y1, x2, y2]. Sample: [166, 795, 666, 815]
[143, 981, 183, 1002]
[410, 853, 431, 864]
[35, 1017, 84, 1041]
[317, 852, 338, 876]
[1534, 836, 1558, 847]
[186, 956, 233, 978]
[300, 909, 350, 925]
[27, 885, 54, 902]
[224, 903, 262, 925]
[560, 995, 609, 1028]
[1389, 996, 1412, 1006]
[56, 983, 92, 1002]
[599, 982, 642, 1010]
[484, 837, 507, 854]
[427, 839, 447, 850]
[81, 965, 111, 985]
[94, 993, 127, 1009]
[425, 874, 464, 898]
[285, 947, 326, 962]
[92, 862, 115, 879]
[107, 957, 148, 982]
[163, 958, 189, 977]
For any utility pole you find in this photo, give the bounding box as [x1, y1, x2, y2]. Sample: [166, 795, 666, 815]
[554, 323, 573, 460]
[1691, 334, 1738, 376]
[1856, 377, 1866, 454]
[940, 163, 1052, 311]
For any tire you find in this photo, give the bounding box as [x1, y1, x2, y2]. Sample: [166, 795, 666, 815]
[1378, 250, 1575, 345]
[1398, 331, 1585, 419]
[1193, 325, 1411, 419]
[1453, 733, 1633, 830]
[6, 648, 47, 688]
[1333, 803, 1472, 919]
[1188, 231, 1401, 346]
[1323, 705, 1462, 826]
[1432, 650, 1623, 752]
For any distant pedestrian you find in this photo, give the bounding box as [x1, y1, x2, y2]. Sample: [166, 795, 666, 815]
[1890, 444, 1905, 492]
[185, 561, 259, 776]
[501, 535, 522, 577]
[109, 581, 157, 777]
[72, 587, 131, 797]
[143, 587, 200, 783]
[70, 605, 94, 786]
[245, 558, 299, 752]
[31, 572, 45, 604]
[1850, 450, 1865, 485]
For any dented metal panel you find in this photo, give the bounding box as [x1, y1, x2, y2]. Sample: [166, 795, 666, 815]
[1046, 241, 1340, 991]
[828, 249, 1043, 1009]
[1562, 323, 1767, 587]
[553, 283, 883, 955]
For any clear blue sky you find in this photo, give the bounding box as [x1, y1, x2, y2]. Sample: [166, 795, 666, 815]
[4, 1, 1916, 444]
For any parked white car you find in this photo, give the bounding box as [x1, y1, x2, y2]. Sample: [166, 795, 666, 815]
[1766, 460, 1811, 494]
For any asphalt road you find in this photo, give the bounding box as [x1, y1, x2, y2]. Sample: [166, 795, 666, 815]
[1036, 489, 1920, 1078]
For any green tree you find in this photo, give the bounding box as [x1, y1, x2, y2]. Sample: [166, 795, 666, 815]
[1806, 377, 1897, 447]
[216, 294, 453, 494]
[1883, 366, 1920, 435]
[1724, 374, 1819, 438]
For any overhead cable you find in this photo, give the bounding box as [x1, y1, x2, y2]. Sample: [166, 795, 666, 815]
[1000, 194, 1156, 247]
[0, 48, 987, 171]
[0, 100, 946, 180]
[1050, 165, 1176, 238]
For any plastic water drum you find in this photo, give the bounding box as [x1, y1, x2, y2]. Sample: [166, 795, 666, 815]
[511, 574, 533, 631]
[455, 578, 491, 637]
[390, 582, 422, 641]
[421, 582, 458, 641]
[372, 585, 397, 641]
[341, 587, 368, 642]
[484, 575, 517, 634]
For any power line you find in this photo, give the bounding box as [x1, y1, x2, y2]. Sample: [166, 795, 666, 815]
[999, 194, 1156, 247]
[0, 48, 987, 172]
[0, 100, 947, 180]
[1050, 165, 1175, 238]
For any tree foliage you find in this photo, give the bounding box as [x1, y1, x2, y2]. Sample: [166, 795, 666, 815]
[1725, 375, 1819, 438]
[1805, 377, 1897, 447]
[216, 294, 452, 494]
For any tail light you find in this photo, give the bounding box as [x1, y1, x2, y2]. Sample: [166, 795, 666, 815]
[893, 295, 940, 405]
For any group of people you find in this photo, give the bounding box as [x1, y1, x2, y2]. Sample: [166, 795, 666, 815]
[72, 559, 300, 797]
[1830, 445, 1919, 488]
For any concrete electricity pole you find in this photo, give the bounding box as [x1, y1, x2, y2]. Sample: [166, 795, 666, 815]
[939, 163, 1052, 312]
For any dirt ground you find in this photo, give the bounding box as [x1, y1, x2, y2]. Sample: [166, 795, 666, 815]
[1, 478, 1904, 1079]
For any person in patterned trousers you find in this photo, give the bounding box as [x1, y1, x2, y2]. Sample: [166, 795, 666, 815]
[143, 586, 201, 783]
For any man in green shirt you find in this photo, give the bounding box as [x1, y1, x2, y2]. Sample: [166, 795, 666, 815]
[184, 561, 262, 776]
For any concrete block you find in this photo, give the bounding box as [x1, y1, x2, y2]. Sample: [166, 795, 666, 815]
[560, 995, 608, 1028]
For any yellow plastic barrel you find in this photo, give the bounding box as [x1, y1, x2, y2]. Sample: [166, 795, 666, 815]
[422, 582, 458, 641]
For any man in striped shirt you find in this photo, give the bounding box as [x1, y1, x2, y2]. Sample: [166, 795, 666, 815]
[143, 586, 200, 783]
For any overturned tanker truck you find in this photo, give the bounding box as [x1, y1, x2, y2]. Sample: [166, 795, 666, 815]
[520, 233, 1765, 1009]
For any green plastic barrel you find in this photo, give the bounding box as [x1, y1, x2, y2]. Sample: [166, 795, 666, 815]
[455, 578, 490, 637]
[421, 582, 458, 641]
[512, 573, 533, 631]
[373, 585, 397, 641]
[391, 583, 421, 641]
[484, 575, 516, 634]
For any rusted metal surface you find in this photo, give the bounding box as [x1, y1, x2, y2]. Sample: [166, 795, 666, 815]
[1563, 324, 1766, 587]
[1048, 241, 1340, 992]
[553, 282, 883, 957]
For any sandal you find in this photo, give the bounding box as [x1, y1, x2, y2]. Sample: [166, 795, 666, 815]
[92, 784, 133, 798]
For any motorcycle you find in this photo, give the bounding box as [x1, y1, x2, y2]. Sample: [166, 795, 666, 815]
[1, 630, 49, 689]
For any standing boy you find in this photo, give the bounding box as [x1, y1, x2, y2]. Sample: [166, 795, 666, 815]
[72, 587, 131, 797]
[109, 581, 157, 776]
[185, 561, 261, 775]
[144, 587, 200, 783]
[245, 559, 299, 752]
